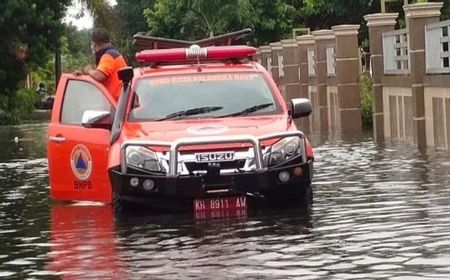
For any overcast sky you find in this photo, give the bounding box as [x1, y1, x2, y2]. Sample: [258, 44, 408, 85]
[64, 0, 117, 30]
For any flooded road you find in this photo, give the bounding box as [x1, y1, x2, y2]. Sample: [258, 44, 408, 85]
[1, 122, 450, 279]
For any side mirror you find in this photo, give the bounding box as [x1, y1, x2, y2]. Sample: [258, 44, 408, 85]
[290, 98, 312, 119]
[81, 110, 113, 129]
[118, 67, 134, 85]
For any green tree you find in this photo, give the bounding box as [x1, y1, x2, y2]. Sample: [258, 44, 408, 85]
[0, 0, 71, 122]
[142, 0, 294, 45]
[115, 0, 155, 64]
[144, 0, 206, 40]
[76, 0, 117, 32]
[64, 24, 91, 55]
[300, 0, 378, 30]
[183, 0, 246, 37]
[60, 25, 93, 74]
[117, 0, 156, 36]
[29, 24, 92, 96]
[428, 0, 450, 20]
[52, 0, 118, 88]
[247, 0, 295, 45]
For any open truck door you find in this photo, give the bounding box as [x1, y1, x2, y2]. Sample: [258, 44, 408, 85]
[47, 74, 117, 203]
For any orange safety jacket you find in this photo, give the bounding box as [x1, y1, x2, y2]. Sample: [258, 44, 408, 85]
[95, 46, 128, 101]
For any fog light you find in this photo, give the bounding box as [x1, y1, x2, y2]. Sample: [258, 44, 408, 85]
[130, 177, 139, 187]
[293, 167, 303, 177]
[142, 179, 155, 191]
[278, 171, 290, 183]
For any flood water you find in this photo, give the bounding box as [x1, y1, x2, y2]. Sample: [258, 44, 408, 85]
[1, 122, 450, 279]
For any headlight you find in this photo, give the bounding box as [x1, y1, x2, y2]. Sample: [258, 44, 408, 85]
[125, 146, 163, 172]
[265, 136, 302, 166]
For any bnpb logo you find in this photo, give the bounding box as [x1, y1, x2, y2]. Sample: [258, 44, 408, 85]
[70, 145, 93, 180]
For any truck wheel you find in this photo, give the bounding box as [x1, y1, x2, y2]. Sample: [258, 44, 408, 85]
[112, 191, 124, 217]
[303, 184, 313, 207]
[265, 184, 313, 208]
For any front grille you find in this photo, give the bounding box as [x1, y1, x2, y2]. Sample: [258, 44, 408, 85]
[185, 160, 246, 172]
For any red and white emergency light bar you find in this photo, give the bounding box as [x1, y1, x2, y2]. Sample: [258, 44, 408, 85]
[135, 45, 256, 64]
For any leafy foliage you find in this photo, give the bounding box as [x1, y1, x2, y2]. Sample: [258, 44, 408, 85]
[300, 0, 378, 30]
[115, 0, 155, 64]
[142, 0, 294, 45]
[61, 25, 93, 73]
[183, 0, 246, 37]
[0, 0, 70, 123]
[431, 0, 450, 20]
[248, 0, 295, 45]
[29, 24, 92, 95]
[0, 0, 71, 86]
[76, 0, 119, 33]
[359, 72, 373, 128]
[143, 0, 213, 40]
[117, 0, 156, 36]
[4, 0, 450, 126]
[0, 88, 39, 125]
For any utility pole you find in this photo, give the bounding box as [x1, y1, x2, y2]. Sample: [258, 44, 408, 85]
[55, 48, 61, 91]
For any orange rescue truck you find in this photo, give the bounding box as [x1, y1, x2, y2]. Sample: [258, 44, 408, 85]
[47, 30, 314, 216]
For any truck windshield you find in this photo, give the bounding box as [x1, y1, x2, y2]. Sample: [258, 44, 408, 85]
[130, 73, 281, 121]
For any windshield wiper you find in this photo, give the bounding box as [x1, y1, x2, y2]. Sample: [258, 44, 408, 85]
[215, 103, 274, 118]
[156, 106, 223, 121]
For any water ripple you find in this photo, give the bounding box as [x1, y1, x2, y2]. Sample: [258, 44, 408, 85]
[1, 125, 450, 278]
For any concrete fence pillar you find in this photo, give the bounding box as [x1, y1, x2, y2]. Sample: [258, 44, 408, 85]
[255, 48, 261, 65]
[364, 13, 398, 141]
[332, 24, 363, 135]
[312, 30, 335, 133]
[296, 35, 315, 100]
[269, 42, 285, 99]
[296, 35, 315, 133]
[259, 46, 271, 72]
[269, 42, 281, 81]
[404, 2, 443, 149]
[281, 39, 300, 102]
[269, 42, 283, 80]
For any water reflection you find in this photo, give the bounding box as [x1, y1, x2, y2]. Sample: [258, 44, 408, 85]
[47, 204, 126, 279]
[1, 123, 450, 279]
[0, 122, 51, 279]
[0, 122, 48, 160]
[310, 140, 450, 279]
[114, 208, 313, 279]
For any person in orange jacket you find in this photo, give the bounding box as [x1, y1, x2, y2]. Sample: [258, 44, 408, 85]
[74, 28, 127, 101]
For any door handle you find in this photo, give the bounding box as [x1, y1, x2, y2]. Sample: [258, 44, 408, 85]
[49, 136, 66, 143]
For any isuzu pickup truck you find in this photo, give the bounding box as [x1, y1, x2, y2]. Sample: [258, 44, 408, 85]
[47, 30, 314, 217]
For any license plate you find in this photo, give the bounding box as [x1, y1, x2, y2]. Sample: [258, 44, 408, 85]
[193, 196, 247, 219]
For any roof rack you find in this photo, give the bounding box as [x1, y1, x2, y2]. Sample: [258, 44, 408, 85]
[133, 28, 252, 50]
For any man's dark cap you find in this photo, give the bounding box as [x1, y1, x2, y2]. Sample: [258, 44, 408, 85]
[91, 28, 110, 44]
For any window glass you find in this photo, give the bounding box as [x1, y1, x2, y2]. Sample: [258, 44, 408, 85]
[131, 73, 280, 120]
[443, 26, 449, 37]
[130, 73, 280, 121]
[61, 80, 112, 125]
